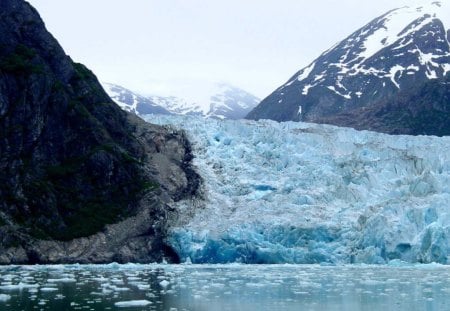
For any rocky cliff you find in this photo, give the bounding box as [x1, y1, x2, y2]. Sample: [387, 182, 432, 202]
[0, 0, 200, 264]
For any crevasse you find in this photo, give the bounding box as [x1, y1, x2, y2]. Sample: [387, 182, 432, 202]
[145, 115, 450, 264]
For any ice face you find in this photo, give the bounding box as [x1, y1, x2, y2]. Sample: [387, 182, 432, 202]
[145, 115, 450, 264]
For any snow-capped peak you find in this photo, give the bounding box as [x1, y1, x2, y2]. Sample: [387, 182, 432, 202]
[103, 82, 260, 120]
[148, 82, 260, 119]
[291, 0, 450, 93]
[356, 1, 450, 61]
[247, 0, 450, 127]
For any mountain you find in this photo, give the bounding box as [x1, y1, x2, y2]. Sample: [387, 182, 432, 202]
[318, 74, 450, 135]
[102, 83, 171, 116]
[149, 115, 450, 264]
[0, 0, 199, 264]
[247, 1, 450, 136]
[103, 82, 260, 120]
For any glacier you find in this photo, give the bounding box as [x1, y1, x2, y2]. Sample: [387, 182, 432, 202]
[144, 115, 450, 264]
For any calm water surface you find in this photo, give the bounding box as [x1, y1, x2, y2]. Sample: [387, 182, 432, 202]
[0, 263, 449, 310]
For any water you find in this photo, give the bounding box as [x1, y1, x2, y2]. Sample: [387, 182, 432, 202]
[1, 264, 449, 310]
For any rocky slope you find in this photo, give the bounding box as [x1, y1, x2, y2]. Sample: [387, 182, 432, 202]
[247, 1, 450, 136]
[0, 0, 200, 264]
[317, 75, 450, 136]
[104, 82, 260, 120]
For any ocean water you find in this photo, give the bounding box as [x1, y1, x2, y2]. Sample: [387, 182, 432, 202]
[0, 264, 449, 310]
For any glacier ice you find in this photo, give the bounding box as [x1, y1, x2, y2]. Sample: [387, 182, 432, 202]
[144, 115, 450, 264]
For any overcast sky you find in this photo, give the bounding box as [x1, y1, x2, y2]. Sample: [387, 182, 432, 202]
[27, 0, 414, 98]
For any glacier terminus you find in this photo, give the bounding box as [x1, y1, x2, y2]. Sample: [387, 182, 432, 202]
[145, 115, 450, 265]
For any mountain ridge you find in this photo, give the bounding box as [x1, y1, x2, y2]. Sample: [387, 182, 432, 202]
[247, 1, 450, 136]
[104, 82, 260, 120]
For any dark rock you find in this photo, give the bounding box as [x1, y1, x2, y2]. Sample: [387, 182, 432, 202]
[316, 76, 450, 136]
[0, 0, 201, 264]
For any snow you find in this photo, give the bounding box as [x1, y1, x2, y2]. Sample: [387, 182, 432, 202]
[103, 82, 259, 119]
[387, 65, 405, 88]
[149, 82, 259, 118]
[103, 84, 133, 112]
[359, 1, 450, 61]
[146, 115, 450, 265]
[326, 86, 352, 99]
[443, 63, 450, 75]
[283, 1, 450, 97]
[302, 84, 313, 95]
[297, 62, 315, 82]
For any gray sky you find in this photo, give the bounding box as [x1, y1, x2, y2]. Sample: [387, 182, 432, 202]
[27, 0, 413, 98]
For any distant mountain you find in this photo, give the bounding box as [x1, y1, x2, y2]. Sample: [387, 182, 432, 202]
[247, 1, 450, 136]
[103, 82, 260, 120]
[103, 83, 171, 116]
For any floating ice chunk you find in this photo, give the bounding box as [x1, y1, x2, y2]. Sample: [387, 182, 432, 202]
[0, 294, 11, 302]
[0, 282, 39, 290]
[114, 300, 153, 307]
[40, 287, 58, 292]
[159, 280, 170, 288]
[112, 287, 129, 292]
[47, 278, 77, 283]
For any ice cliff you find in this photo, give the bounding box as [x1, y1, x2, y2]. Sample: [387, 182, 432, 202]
[145, 115, 450, 264]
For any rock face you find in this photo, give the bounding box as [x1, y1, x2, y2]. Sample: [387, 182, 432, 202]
[0, 0, 200, 264]
[316, 75, 450, 136]
[247, 1, 450, 136]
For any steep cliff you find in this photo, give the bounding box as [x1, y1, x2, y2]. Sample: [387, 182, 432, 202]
[0, 0, 200, 264]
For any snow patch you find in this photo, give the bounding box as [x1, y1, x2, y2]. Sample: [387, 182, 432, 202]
[388, 65, 406, 88]
[327, 86, 352, 99]
[443, 63, 450, 75]
[297, 62, 315, 82]
[302, 84, 313, 95]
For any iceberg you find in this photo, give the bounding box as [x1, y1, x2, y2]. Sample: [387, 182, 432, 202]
[0, 294, 11, 302]
[145, 115, 450, 264]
